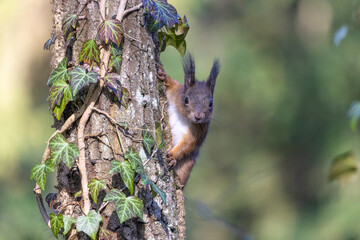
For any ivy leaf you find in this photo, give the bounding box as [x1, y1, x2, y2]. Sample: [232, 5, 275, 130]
[142, 0, 155, 10]
[104, 73, 122, 100]
[155, 121, 165, 149]
[63, 215, 76, 235]
[88, 178, 107, 204]
[140, 173, 166, 205]
[48, 80, 69, 110]
[62, 14, 78, 39]
[124, 147, 144, 173]
[44, 34, 55, 50]
[74, 190, 82, 198]
[47, 58, 70, 86]
[103, 189, 143, 223]
[79, 39, 100, 65]
[110, 161, 134, 195]
[121, 87, 130, 109]
[50, 213, 64, 238]
[149, 181, 167, 205]
[110, 44, 122, 57]
[49, 133, 80, 167]
[109, 43, 122, 73]
[99, 228, 115, 240]
[142, 126, 155, 155]
[109, 56, 122, 73]
[69, 66, 99, 97]
[30, 159, 55, 190]
[329, 151, 358, 184]
[49, 80, 73, 120]
[151, 0, 179, 29]
[76, 210, 102, 240]
[140, 173, 150, 185]
[159, 15, 189, 56]
[99, 19, 123, 47]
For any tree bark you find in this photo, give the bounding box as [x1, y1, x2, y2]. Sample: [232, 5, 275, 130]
[48, 0, 186, 239]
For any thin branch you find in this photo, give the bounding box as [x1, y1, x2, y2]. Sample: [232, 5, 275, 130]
[122, 32, 141, 43]
[77, 47, 111, 215]
[123, 3, 142, 17]
[116, 0, 128, 21]
[99, 0, 106, 21]
[77, 0, 92, 15]
[115, 124, 125, 154]
[91, 107, 125, 153]
[144, 148, 158, 166]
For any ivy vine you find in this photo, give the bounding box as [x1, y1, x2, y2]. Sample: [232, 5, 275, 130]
[32, 0, 188, 239]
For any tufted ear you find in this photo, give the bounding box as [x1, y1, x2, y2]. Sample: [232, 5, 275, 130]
[206, 58, 220, 94]
[183, 53, 195, 90]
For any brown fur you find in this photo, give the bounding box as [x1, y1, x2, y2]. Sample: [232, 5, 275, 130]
[157, 55, 219, 187]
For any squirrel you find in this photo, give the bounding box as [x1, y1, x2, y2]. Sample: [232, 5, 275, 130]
[157, 53, 220, 187]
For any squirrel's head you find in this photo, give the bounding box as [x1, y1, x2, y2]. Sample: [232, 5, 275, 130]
[181, 54, 220, 124]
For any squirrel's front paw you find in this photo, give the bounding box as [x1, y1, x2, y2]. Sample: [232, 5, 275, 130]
[157, 64, 167, 82]
[166, 151, 177, 168]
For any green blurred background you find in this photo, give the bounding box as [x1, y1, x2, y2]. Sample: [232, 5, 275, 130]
[2, 0, 360, 239]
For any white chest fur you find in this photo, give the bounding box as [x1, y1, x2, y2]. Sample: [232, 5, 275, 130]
[167, 100, 190, 146]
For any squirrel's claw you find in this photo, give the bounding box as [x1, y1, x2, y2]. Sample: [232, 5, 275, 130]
[166, 151, 177, 168]
[157, 65, 167, 82]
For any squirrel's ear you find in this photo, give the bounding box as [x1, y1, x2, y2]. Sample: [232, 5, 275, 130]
[207, 58, 220, 94]
[183, 53, 195, 90]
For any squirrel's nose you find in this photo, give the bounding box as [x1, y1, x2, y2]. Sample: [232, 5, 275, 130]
[194, 113, 203, 121]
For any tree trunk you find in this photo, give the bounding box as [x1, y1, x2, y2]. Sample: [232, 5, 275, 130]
[47, 0, 186, 238]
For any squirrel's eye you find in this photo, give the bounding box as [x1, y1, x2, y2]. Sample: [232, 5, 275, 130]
[184, 97, 189, 105]
[209, 99, 213, 108]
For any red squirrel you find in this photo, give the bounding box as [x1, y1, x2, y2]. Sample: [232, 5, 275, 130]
[157, 54, 220, 187]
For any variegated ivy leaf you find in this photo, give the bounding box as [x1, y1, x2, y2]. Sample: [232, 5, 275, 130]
[49, 133, 79, 168]
[74, 190, 82, 198]
[142, 126, 155, 155]
[47, 57, 70, 86]
[104, 73, 122, 100]
[150, 0, 179, 29]
[142, 0, 155, 10]
[140, 173, 166, 205]
[88, 178, 107, 204]
[99, 19, 123, 47]
[30, 158, 54, 190]
[62, 14, 78, 38]
[76, 210, 102, 240]
[99, 228, 114, 240]
[109, 55, 122, 73]
[149, 180, 167, 205]
[48, 80, 73, 120]
[69, 66, 99, 97]
[79, 39, 100, 65]
[63, 215, 76, 235]
[155, 121, 165, 149]
[103, 189, 143, 223]
[159, 15, 189, 56]
[124, 147, 144, 173]
[48, 80, 66, 109]
[50, 213, 64, 238]
[110, 161, 134, 195]
[121, 87, 130, 109]
[44, 34, 55, 50]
